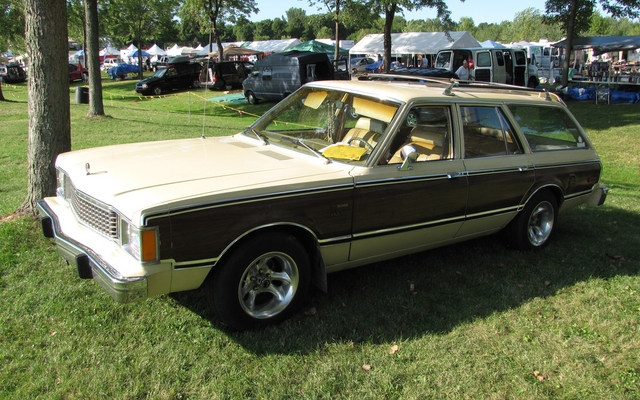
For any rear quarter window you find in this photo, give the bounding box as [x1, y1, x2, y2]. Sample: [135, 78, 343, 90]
[508, 105, 589, 151]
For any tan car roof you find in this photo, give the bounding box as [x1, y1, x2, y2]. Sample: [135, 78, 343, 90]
[308, 79, 563, 106]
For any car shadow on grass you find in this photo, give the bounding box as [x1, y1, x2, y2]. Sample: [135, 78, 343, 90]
[170, 201, 640, 355]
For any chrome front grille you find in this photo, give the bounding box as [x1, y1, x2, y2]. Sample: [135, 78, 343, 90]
[68, 185, 119, 240]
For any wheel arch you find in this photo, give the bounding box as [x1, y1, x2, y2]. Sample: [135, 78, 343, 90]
[522, 184, 564, 210]
[212, 223, 327, 292]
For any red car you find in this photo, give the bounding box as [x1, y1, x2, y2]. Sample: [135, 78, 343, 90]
[69, 62, 88, 82]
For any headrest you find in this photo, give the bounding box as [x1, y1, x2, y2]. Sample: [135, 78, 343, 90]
[410, 127, 445, 147]
[354, 117, 386, 134]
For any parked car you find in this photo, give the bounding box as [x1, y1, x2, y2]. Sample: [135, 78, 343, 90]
[38, 79, 607, 330]
[69, 63, 88, 82]
[135, 58, 201, 95]
[1, 62, 26, 83]
[350, 57, 376, 73]
[202, 60, 254, 90]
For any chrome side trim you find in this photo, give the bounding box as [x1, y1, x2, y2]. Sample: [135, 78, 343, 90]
[37, 200, 147, 303]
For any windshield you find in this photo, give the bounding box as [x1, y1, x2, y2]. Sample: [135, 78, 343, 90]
[248, 86, 400, 165]
[152, 68, 168, 78]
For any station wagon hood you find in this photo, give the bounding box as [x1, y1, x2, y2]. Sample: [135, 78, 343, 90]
[57, 136, 352, 220]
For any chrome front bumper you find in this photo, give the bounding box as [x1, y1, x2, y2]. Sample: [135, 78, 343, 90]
[37, 200, 147, 303]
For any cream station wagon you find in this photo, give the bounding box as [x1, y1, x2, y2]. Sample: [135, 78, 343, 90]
[38, 79, 607, 330]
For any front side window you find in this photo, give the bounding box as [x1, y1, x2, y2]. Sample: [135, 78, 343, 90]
[461, 106, 522, 158]
[508, 105, 589, 151]
[249, 87, 400, 165]
[387, 106, 453, 164]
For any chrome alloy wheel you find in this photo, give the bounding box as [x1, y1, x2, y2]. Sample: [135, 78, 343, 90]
[527, 200, 555, 246]
[237, 252, 299, 319]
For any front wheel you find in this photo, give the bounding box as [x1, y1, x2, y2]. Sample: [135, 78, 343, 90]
[152, 85, 162, 95]
[209, 233, 310, 330]
[508, 190, 558, 251]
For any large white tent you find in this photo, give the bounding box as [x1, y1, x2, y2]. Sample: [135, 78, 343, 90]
[243, 39, 302, 53]
[146, 44, 167, 56]
[166, 44, 182, 57]
[100, 45, 120, 56]
[349, 31, 480, 56]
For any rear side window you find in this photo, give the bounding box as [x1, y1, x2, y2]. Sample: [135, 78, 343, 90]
[476, 52, 491, 67]
[461, 106, 522, 158]
[508, 105, 589, 151]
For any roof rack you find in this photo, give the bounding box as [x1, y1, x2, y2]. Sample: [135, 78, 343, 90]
[358, 74, 559, 102]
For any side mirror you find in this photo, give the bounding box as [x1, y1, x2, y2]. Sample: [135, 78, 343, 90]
[398, 146, 418, 171]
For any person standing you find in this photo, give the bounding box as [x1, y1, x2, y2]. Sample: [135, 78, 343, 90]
[455, 59, 473, 81]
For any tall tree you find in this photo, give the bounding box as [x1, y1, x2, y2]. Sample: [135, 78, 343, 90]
[180, 0, 257, 60]
[104, 0, 179, 79]
[545, 0, 640, 85]
[375, 0, 457, 72]
[84, 0, 105, 116]
[20, 0, 71, 215]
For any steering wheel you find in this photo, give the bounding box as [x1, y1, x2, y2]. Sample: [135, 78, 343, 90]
[347, 137, 374, 153]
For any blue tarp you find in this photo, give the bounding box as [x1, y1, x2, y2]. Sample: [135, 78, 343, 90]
[107, 64, 141, 79]
[567, 86, 640, 103]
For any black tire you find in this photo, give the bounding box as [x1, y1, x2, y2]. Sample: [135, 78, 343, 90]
[225, 83, 233, 90]
[528, 77, 538, 88]
[508, 190, 558, 251]
[191, 79, 201, 88]
[209, 233, 310, 330]
[246, 91, 259, 105]
[152, 85, 162, 95]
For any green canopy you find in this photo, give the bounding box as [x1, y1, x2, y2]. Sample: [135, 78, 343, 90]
[285, 40, 349, 56]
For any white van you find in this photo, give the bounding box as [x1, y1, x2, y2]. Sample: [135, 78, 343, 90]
[435, 48, 539, 88]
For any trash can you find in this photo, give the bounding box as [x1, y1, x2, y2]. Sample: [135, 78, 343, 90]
[74, 86, 89, 104]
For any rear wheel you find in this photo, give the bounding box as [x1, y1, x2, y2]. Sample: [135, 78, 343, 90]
[209, 233, 310, 330]
[528, 77, 538, 88]
[508, 190, 558, 251]
[191, 79, 201, 88]
[246, 90, 259, 105]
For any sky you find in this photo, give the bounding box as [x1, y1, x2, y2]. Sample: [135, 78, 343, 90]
[249, 0, 549, 24]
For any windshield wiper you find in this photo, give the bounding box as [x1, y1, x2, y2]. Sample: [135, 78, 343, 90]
[284, 137, 332, 164]
[245, 127, 269, 145]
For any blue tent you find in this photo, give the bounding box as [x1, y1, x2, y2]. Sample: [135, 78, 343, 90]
[127, 50, 151, 57]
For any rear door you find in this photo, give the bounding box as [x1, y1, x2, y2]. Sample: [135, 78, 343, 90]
[474, 51, 492, 82]
[513, 50, 528, 86]
[457, 104, 535, 236]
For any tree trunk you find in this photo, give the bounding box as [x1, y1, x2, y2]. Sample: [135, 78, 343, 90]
[0, 83, 4, 101]
[561, 0, 579, 86]
[20, 0, 71, 216]
[85, 0, 105, 116]
[333, 0, 341, 70]
[383, 4, 397, 73]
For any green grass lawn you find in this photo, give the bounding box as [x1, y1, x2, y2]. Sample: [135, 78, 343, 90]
[1, 77, 639, 399]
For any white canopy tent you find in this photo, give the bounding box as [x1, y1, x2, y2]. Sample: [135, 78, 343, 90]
[349, 31, 480, 56]
[243, 39, 302, 53]
[146, 44, 167, 56]
[100, 45, 120, 56]
[196, 41, 247, 56]
[166, 44, 182, 57]
[480, 40, 506, 49]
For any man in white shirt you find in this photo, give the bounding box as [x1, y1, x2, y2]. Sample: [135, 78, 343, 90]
[455, 59, 473, 81]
